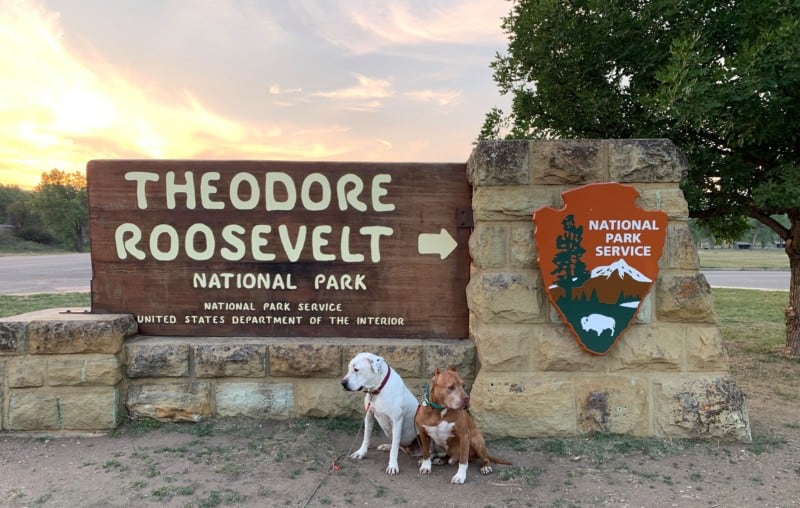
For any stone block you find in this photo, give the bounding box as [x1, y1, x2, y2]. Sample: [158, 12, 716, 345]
[467, 139, 530, 186]
[574, 375, 649, 435]
[24, 312, 135, 355]
[7, 357, 45, 387]
[269, 342, 341, 377]
[469, 372, 576, 437]
[637, 187, 690, 220]
[469, 222, 508, 269]
[533, 326, 606, 372]
[342, 342, 423, 378]
[0, 321, 26, 354]
[47, 355, 121, 386]
[659, 222, 700, 270]
[424, 340, 477, 379]
[295, 380, 362, 418]
[125, 342, 189, 378]
[215, 382, 293, 418]
[58, 388, 118, 429]
[471, 323, 531, 372]
[472, 187, 553, 221]
[608, 139, 688, 183]
[531, 139, 607, 184]
[510, 222, 536, 268]
[686, 326, 729, 372]
[656, 273, 716, 323]
[467, 270, 542, 324]
[8, 389, 59, 430]
[652, 375, 751, 442]
[607, 325, 683, 372]
[127, 382, 211, 422]
[195, 343, 267, 378]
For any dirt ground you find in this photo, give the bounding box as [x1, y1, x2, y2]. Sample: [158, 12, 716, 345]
[2, 343, 800, 508]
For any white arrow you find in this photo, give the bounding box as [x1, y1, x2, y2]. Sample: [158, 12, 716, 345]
[418, 228, 458, 260]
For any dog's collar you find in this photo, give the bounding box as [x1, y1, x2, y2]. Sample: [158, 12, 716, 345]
[420, 384, 444, 410]
[366, 366, 392, 395]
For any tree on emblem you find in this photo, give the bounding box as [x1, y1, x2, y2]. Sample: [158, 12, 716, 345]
[551, 214, 589, 300]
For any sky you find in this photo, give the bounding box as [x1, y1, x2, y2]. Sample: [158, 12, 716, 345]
[0, 0, 511, 190]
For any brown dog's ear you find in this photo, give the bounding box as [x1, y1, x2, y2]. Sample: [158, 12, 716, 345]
[448, 366, 458, 373]
[433, 368, 441, 378]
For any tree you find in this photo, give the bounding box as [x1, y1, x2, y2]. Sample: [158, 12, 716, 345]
[552, 214, 589, 299]
[33, 169, 89, 252]
[0, 184, 27, 224]
[483, 0, 800, 354]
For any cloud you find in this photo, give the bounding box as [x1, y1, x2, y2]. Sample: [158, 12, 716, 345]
[313, 74, 395, 110]
[405, 89, 463, 106]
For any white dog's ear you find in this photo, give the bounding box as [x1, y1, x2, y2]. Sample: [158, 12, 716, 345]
[371, 355, 385, 373]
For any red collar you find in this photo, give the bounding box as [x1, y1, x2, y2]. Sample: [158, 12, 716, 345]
[367, 366, 392, 395]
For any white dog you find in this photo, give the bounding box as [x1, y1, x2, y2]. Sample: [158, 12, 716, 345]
[341, 352, 420, 475]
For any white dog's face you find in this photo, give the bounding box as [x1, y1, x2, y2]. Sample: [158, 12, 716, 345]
[341, 352, 386, 392]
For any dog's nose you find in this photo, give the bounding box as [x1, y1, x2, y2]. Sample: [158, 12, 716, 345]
[340, 378, 349, 388]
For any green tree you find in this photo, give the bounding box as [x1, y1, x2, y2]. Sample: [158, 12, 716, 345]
[483, 0, 800, 354]
[0, 183, 28, 224]
[552, 214, 589, 299]
[33, 169, 89, 252]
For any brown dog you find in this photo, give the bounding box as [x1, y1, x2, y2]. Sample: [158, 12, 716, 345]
[414, 367, 511, 484]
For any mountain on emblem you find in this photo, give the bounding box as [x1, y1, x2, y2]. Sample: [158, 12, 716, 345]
[534, 183, 668, 355]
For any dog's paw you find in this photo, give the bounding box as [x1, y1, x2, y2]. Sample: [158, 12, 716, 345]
[431, 456, 447, 466]
[385, 464, 400, 475]
[376, 444, 391, 452]
[349, 449, 367, 461]
[418, 458, 432, 475]
[480, 465, 493, 475]
[450, 473, 466, 484]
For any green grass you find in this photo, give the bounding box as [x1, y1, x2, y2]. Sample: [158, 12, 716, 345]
[0, 232, 68, 254]
[711, 287, 787, 353]
[698, 248, 789, 269]
[0, 292, 90, 318]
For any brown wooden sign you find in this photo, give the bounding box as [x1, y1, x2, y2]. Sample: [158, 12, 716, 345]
[87, 160, 471, 338]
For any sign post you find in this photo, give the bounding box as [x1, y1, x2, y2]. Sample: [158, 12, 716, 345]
[88, 160, 471, 339]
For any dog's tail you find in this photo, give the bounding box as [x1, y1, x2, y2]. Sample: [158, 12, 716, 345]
[489, 455, 512, 465]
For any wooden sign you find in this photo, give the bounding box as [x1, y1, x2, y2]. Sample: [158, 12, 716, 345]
[533, 183, 668, 355]
[87, 160, 471, 338]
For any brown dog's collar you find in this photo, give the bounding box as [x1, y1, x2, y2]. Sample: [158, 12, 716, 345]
[366, 366, 392, 395]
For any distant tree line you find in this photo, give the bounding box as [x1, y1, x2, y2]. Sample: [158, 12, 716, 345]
[0, 169, 88, 252]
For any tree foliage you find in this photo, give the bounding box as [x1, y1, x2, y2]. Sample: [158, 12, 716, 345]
[33, 169, 89, 252]
[483, 0, 800, 352]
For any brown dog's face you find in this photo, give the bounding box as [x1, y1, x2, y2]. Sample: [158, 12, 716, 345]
[430, 367, 470, 410]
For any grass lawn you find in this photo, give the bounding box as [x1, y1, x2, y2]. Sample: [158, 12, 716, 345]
[697, 248, 789, 269]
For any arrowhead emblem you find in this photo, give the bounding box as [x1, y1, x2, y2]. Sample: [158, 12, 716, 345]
[418, 228, 457, 260]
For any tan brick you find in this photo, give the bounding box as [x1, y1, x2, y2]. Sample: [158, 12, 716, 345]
[127, 382, 211, 422]
[637, 187, 690, 220]
[8, 389, 59, 430]
[342, 342, 423, 378]
[25, 313, 134, 355]
[47, 356, 121, 386]
[269, 342, 341, 378]
[533, 326, 606, 372]
[531, 139, 607, 184]
[295, 380, 362, 418]
[656, 273, 716, 323]
[424, 340, 478, 379]
[195, 343, 267, 378]
[472, 187, 553, 222]
[686, 326, 729, 372]
[469, 222, 508, 269]
[510, 222, 536, 268]
[215, 382, 293, 418]
[58, 388, 118, 430]
[608, 325, 683, 372]
[126, 342, 189, 378]
[659, 222, 701, 270]
[471, 323, 531, 372]
[467, 139, 531, 187]
[7, 357, 45, 387]
[608, 139, 688, 183]
[574, 375, 649, 435]
[467, 270, 542, 324]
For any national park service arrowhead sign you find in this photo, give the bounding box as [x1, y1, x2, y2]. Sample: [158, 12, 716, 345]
[534, 183, 668, 355]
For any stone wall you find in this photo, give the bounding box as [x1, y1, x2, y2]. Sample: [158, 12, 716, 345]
[465, 139, 751, 442]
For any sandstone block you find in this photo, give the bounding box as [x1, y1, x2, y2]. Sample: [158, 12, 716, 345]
[195, 343, 267, 378]
[47, 355, 121, 386]
[531, 139, 606, 184]
[295, 380, 363, 418]
[471, 323, 531, 372]
[652, 375, 751, 442]
[533, 326, 605, 372]
[467, 270, 542, 324]
[657, 273, 717, 323]
[574, 375, 649, 435]
[637, 187, 690, 220]
[58, 388, 118, 429]
[686, 326, 729, 372]
[25, 312, 135, 355]
[469, 222, 508, 269]
[7, 357, 45, 387]
[8, 389, 59, 430]
[467, 139, 530, 186]
[510, 222, 536, 268]
[608, 139, 688, 183]
[424, 340, 477, 378]
[0, 321, 26, 354]
[341, 343, 423, 378]
[607, 325, 683, 372]
[472, 187, 553, 221]
[269, 342, 341, 377]
[126, 342, 189, 378]
[659, 222, 701, 270]
[215, 382, 293, 418]
[469, 372, 576, 437]
[127, 382, 211, 422]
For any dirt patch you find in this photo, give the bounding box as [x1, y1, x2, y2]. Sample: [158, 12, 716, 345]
[3, 347, 800, 508]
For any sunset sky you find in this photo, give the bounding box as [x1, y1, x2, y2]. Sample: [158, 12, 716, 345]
[0, 0, 511, 190]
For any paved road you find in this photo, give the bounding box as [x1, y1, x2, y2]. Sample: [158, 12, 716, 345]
[0, 253, 791, 294]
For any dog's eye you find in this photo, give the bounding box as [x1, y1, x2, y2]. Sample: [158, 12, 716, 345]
[353, 368, 359, 372]
[448, 384, 455, 391]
